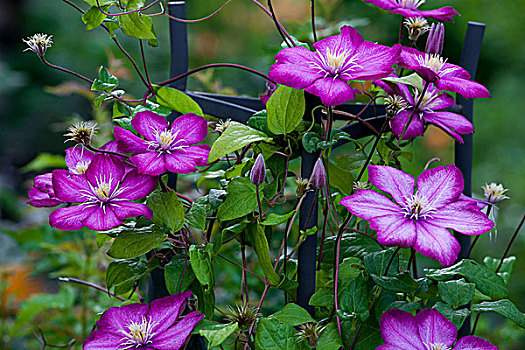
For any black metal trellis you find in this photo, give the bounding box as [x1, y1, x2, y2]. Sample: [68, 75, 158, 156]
[153, 0, 486, 339]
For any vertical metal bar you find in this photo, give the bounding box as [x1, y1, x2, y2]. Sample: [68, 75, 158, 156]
[297, 93, 321, 315]
[455, 21, 486, 337]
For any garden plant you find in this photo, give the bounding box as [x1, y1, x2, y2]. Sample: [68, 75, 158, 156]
[12, 0, 525, 349]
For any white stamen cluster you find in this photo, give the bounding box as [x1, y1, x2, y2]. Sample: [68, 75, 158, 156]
[312, 47, 362, 79]
[415, 53, 458, 76]
[215, 118, 232, 133]
[385, 95, 410, 117]
[80, 175, 127, 211]
[353, 181, 371, 190]
[147, 128, 188, 155]
[404, 17, 429, 41]
[73, 161, 90, 175]
[64, 121, 98, 146]
[23, 33, 53, 57]
[402, 192, 436, 220]
[118, 316, 158, 349]
[412, 88, 439, 113]
[482, 183, 509, 204]
[397, 0, 426, 9]
[424, 342, 450, 350]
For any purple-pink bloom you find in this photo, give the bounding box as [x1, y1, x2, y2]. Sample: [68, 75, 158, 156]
[84, 291, 203, 350]
[114, 111, 210, 176]
[28, 173, 62, 207]
[49, 154, 158, 231]
[398, 47, 490, 99]
[378, 308, 498, 350]
[340, 165, 494, 266]
[364, 0, 459, 22]
[268, 26, 399, 106]
[376, 80, 473, 142]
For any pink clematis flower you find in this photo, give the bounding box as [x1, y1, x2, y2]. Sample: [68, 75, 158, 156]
[84, 291, 203, 350]
[375, 80, 473, 142]
[398, 47, 490, 99]
[378, 308, 498, 350]
[49, 154, 157, 231]
[340, 165, 494, 266]
[28, 173, 62, 208]
[365, 0, 459, 22]
[114, 111, 210, 176]
[268, 26, 399, 106]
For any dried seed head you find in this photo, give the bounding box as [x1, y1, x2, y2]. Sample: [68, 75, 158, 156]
[215, 118, 232, 133]
[385, 95, 409, 118]
[353, 181, 371, 191]
[482, 183, 509, 204]
[425, 23, 445, 55]
[226, 304, 259, 330]
[295, 177, 309, 196]
[404, 17, 429, 41]
[250, 153, 266, 185]
[296, 323, 324, 348]
[23, 33, 53, 57]
[64, 121, 98, 146]
[311, 159, 326, 190]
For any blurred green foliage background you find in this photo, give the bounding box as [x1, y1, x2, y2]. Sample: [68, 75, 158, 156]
[0, 0, 523, 348]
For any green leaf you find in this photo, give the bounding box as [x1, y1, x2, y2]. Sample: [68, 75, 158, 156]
[91, 66, 119, 92]
[364, 248, 399, 277]
[349, 322, 382, 350]
[433, 302, 471, 330]
[327, 159, 355, 194]
[483, 256, 516, 284]
[261, 211, 296, 226]
[317, 322, 343, 350]
[438, 279, 475, 308]
[96, 233, 112, 248]
[120, 12, 156, 40]
[266, 85, 305, 135]
[107, 225, 167, 259]
[21, 153, 65, 172]
[381, 73, 424, 91]
[82, 6, 108, 30]
[208, 122, 270, 163]
[254, 318, 307, 350]
[339, 274, 370, 321]
[269, 303, 314, 326]
[190, 280, 215, 318]
[164, 254, 195, 294]
[321, 233, 383, 265]
[371, 272, 419, 293]
[186, 197, 209, 231]
[146, 190, 185, 233]
[189, 244, 215, 292]
[154, 86, 203, 115]
[217, 177, 261, 221]
[425, 259, 508, 299]
[199, 322, 239, 348]
[335, 257, 362, 279]
[106, 258, 148, 295]
[82, 0, 116, 5]
[309, 288, 335, 308]
[246, 222, 280, 285]
[472, 299, 525, 328]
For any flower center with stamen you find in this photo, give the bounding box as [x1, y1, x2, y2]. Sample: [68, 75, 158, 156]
[73, 161, 90, 174]
[94, 180, 112, 202]
[313, 47, 362, 78]
[118, 316, 158, 349]
[424, 343, 450, 350]
[402, 193, 436, 220]
[147, 129, 188, 154]
[415, 53, 459, 76]
[412, 88, 439, 113]
[397, 0, 426, 9]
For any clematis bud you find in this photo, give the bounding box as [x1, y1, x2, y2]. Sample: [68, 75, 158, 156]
[425, 23, 444, 55]
[404, 17, 429, 42]
[23, 33, 53, 57]
[250, 153, 266, 185]
[482, 183, 509, 204]
[64, 121, 98, 146]
[311, 159, 326, 189]
[385, 95, 409, 119]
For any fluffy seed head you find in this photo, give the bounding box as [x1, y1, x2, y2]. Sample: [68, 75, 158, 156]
[226, 304, 259, 330]
[296, 323, 324, 348]
[64, 121, 98, 146]
[404, 17, 429, 41]
[23, 33, 53, 57]
[482, 183, 509, 204]
[385, 95, 409, 118]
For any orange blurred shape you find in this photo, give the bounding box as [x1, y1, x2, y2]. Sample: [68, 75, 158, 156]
[193, 32, 220, 58]
[1, 264, 46, 315]
[423, 125, 453, 150]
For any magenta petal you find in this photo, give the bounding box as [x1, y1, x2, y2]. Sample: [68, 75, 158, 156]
[27, 197, 62, 208]
[99, 140, 121, 153]
[83, 330, 122, 350]
[96, 303, 149, 335]
[416, 309, 457, 349]
[414, 220, 460, 266]
[114, 126, 149, 154]
[170, 113, 208, 145]
[452, 336, 498, 350]
[431, 202, 494, 235]
[313, 25, 364, 55]
[112, 202, 153, 221]
[118, 170, 158, 200]
[131, 110, 168, 141]
[130, 153, 166, 176]
[65, 147, 94, 174]
[148, 291, 191, 334]
[152, 311, 204, 350]
[363, 0, 397, 11]
[83, 206, 123, 231]
[305, 77, 355, 106]
[436, 77, 491, 99]
[390, 110, 425, 140]
[425, 91, 456, 110]
[350, 42, 398, 81]
[52, 169, 90, 203]
[164, 144, 210, 174]
[416, 165, 463, 208]
[49, 205, 95, 231]
[422, 111, 473, 143]
[368, 165, 415, 205]
[391, 7, 459, 22]
[85, 154, 125, 191]
[269, 63, 323, 90]
[374, 214, 417, 248]
[340, 190, 402, 220]
[458, 194, 487, 210]
[380, 309, 425, 350]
